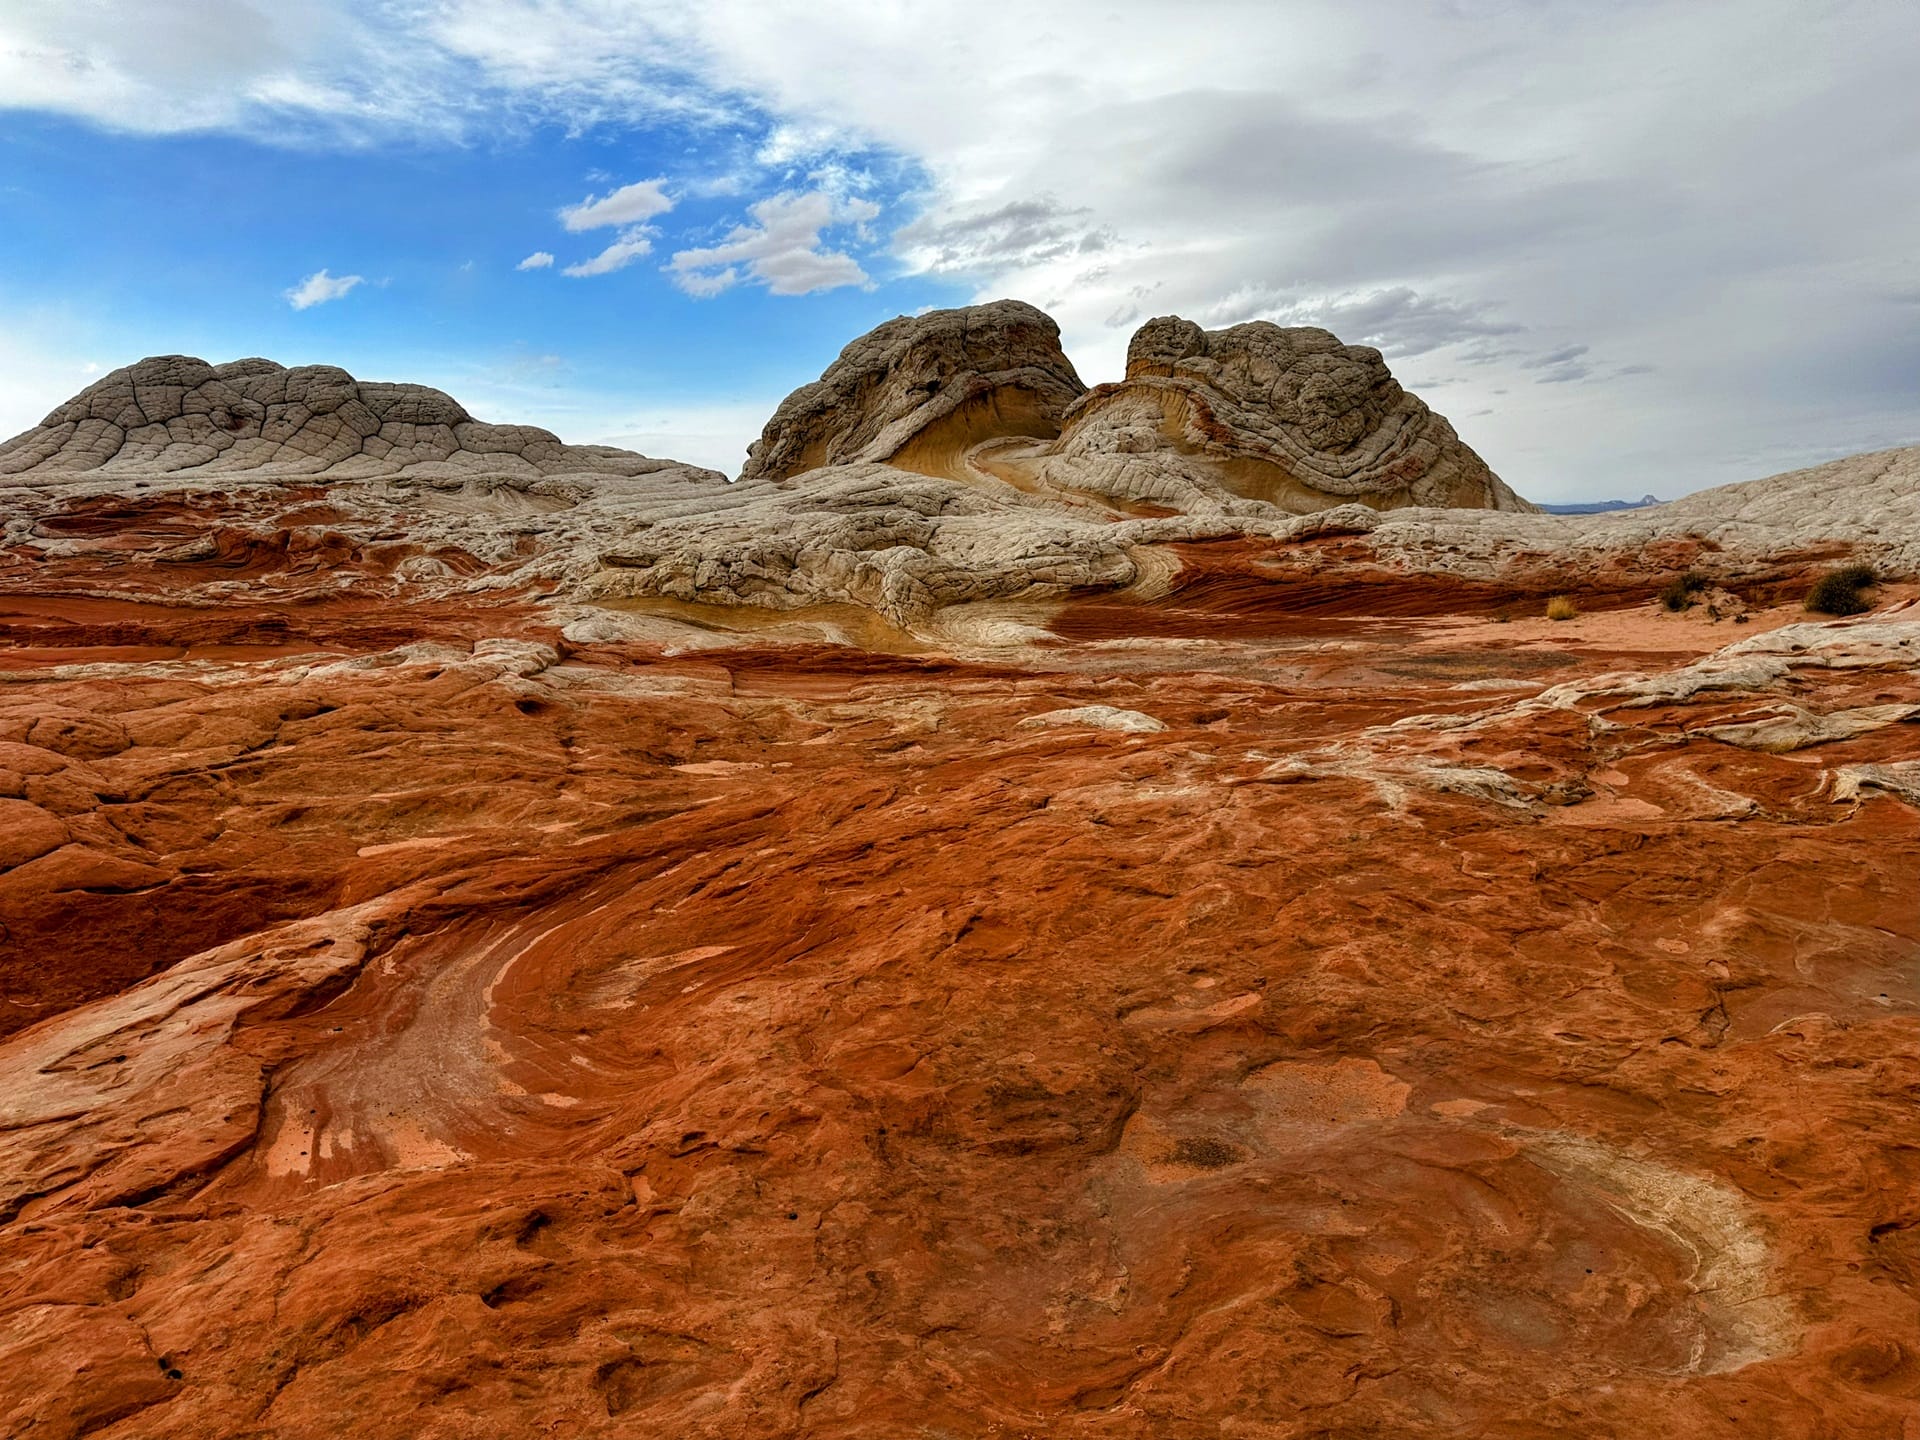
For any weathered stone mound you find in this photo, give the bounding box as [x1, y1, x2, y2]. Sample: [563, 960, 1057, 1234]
[1039, 315, 1532, 514]
[739, 300, 1087, 482]
[0, 356, 728, 607]
[0, 354, 687, 481]
[594, 463, 1145, 627]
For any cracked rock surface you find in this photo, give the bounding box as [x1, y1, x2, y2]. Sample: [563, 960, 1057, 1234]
[5, 315, 1917, 634]
[0, 354, 710, 482]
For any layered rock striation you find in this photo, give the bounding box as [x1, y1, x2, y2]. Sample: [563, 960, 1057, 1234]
[0, 577, 1915, 1440]
[736, 302, 1526, 517]
[0, 355, 729, 606]
[1035, 315, 1533, 514]
[1, 308, 1914, 637]
[591, 302, 1535, 623]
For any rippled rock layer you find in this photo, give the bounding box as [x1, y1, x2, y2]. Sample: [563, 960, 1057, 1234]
[0, 328, 1916, 1438]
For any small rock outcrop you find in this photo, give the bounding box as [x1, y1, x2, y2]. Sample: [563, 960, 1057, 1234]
[1039, 316, 1533, 514]
[739, 300, 1087, 482]
[593, 462, 1144, 627]
[0, 355, 693, 481]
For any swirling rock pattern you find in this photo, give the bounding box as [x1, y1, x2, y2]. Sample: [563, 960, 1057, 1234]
[6, 330, 1914, 636]
[1034, 315, 1533, 514]
[0, 585, 1915, 1439]
[0, 327, 1918, 1436]
[739, 300, 1087, 482]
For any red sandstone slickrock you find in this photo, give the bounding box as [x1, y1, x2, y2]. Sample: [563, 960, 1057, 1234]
[0, 304, 1916, 1439]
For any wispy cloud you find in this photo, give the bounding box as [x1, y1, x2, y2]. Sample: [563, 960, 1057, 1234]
[516, 251, 555, 270]
[1195, 285, 1524, 360]
[895, 197, 1115, 276]
[284, 268, 363, 310]
[559, 179, 674, 231]
[1523, 344, 1594, 385]
[562, 230, 655, 278]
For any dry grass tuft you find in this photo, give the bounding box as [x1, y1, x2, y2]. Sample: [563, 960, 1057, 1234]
[1546, 595, 1579, 622]
[1805, 563, 1877, 617]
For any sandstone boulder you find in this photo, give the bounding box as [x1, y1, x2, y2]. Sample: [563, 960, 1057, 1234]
[739, 300, 1087, 482]
[1035, 315, 1533, 514]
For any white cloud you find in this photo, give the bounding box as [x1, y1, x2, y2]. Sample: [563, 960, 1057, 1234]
[517, 250, 556, 270]
[540, 177, 676, 280]
[669, 191, 877, 297]
[559, 178, 674, 231]
[756, 121, 844, 169]
[0, 1, 498, 141]
[1194, 285, 1525, 362]
[895, 198, 1114, 277]
[674, 266, 739, 299]
[562, 228, 654, 277]
[283, 268, 364, 310]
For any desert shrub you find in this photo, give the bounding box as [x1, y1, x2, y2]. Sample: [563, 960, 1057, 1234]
[1805, 563, 1877, 616]
[1546, 595, 1578, 621]
[1658, 571, 1709, 611]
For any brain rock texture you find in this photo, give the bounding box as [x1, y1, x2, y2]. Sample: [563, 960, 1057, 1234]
[0, 354, 690, 481]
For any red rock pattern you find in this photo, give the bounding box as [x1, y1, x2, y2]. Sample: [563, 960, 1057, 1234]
[2, 473, 1917, 1439]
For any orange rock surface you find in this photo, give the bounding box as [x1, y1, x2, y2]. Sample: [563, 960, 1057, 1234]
[3, 488, 1918, 1439]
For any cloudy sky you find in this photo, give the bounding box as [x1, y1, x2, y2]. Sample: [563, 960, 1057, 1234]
[2, 0, 1916, 498]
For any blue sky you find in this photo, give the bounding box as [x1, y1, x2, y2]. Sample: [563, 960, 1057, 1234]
[2, 1, 1918, 496]
[0, 102, 960, 473]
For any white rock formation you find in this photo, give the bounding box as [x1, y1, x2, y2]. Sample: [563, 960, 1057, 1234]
[2, 314, 1915, 636]
[1017, 706, 1168, 733]
[0, 354, 702, 482]
[1363, 446, 1920, 583]
[1030, 315, 1533, 515]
